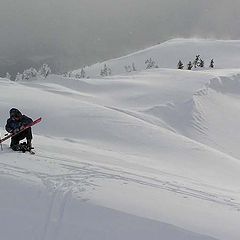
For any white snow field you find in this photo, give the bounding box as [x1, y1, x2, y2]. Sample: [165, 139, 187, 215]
[1, 39, 240, 240]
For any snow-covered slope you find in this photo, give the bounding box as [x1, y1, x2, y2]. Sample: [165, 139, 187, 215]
[74, 38, 240, 77]
[1, 39, 240, 240]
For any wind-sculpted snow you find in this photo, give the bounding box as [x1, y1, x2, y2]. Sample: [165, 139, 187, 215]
[207, 74, 240, 94]
[142, 71, 240, 160]
[1, 39, 240, 240]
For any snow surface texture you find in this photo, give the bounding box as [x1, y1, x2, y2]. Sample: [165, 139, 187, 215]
[1, 39, 240, 240]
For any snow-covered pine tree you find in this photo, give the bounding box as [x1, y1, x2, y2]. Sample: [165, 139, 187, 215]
[5, 72, 11, 80]
[38, 64, 51, 78]
[100, 64, 111, 77]
[125, 66, 130, 73]
[124, 65, 132, 73]
[15, 72, 22, 81]
[199, 59, 204, 68]
[22, 67, 37, 80]
[132, 63, 136, 71]
[193, 55, 200, 68]
[177, 60, 184, 69]
[100, 69, 105, 77]
[75, 73, 81, 79]
[145, 58, 158, 69]
[108, 66, 112, 75]
[80, 68, 86, 78]
[187, 61, 193, 70]
[209, 59, 214, 68]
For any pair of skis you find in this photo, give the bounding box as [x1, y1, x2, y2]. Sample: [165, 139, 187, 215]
[0, 117, 42, 153]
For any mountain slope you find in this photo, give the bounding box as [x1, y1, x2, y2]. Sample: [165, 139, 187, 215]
[74, 38, 240, 77]
[1, 39, 240, 240]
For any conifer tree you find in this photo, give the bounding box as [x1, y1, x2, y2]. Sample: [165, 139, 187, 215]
[177, 60, 184, 69]
[193, 55, 200, 68]
[199, 59, 204, 68]
[15, 72, 22, 81]
[209, 59, 214, 68]
[187, 61, 193, 70]
[5, 72, 11, 80]
[132, 63, 136, 71]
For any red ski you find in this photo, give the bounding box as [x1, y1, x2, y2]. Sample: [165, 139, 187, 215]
[0, 117, 42, 144]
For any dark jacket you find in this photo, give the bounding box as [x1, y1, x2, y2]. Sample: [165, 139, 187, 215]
[5, 115, 33, 133]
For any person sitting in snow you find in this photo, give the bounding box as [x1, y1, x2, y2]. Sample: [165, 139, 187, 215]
[5, 108, 33, 151]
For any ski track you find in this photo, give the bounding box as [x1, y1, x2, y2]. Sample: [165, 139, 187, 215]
[0, 152, 240, 212]
[41, 190, 56, 240]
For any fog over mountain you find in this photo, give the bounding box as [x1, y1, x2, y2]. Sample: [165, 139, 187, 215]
[0, 0, 240, 76]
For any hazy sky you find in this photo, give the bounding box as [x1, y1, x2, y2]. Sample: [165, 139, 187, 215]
[1, 0, 240, 74]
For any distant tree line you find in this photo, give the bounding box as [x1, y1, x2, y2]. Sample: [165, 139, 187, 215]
[63, 67, 87, 79]
[57, 54, 215, 81]
[98, 57, 159, 77]
[124, 63, 137, 73]
[5, 63, 51, 81]
[177, 55, 214, 70]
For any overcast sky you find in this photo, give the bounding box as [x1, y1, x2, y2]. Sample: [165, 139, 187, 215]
[1, 0, 240, 74]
